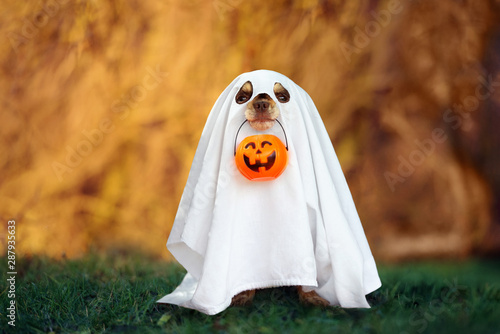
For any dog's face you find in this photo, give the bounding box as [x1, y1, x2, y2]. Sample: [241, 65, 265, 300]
[235, 81, 290, 131]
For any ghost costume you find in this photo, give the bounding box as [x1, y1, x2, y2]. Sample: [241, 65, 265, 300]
[157, 70, 381, 315]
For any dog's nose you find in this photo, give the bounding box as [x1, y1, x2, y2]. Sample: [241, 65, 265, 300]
[253, 101, 269, 112]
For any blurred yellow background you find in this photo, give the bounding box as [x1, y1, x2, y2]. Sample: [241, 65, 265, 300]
[1, 0, 500, 261]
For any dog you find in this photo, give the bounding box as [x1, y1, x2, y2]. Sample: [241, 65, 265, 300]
[236, 81, 290, 131]
[159, 70, 380, 314]
[231, 80, 330, 307]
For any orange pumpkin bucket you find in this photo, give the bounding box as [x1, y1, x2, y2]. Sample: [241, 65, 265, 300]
[234, 120, 288, 181]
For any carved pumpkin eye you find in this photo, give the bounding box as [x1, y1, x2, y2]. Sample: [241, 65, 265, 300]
[245, 142, 256, 149]
[261, 141, 272, 147]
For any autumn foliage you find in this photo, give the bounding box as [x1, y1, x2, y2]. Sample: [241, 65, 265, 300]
[1, 0, 499, 260]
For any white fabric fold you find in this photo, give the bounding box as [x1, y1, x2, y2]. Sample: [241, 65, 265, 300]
[157, 70, 381, 315]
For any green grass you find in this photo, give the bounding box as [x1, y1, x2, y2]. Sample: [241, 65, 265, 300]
[1, 254, 499, 334]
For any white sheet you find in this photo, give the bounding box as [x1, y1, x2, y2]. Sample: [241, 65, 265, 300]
[157, 70, 381, 315]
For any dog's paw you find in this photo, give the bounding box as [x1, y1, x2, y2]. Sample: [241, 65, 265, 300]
[231, 289, 256, 306]
[297, 286, 330, 307]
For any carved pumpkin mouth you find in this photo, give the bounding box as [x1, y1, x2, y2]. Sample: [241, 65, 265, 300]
[243, 151, 276, 172]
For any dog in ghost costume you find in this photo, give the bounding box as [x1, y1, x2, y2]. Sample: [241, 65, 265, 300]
[157, 70, 381, 315]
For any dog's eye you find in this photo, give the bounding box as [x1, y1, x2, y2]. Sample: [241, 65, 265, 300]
[236, 95, 249, 103]
[274, 82, 290, 103]
[275, 93, 290, 103]
[236, 81, 253, 104]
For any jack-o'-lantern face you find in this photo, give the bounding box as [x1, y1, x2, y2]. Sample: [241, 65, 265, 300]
[235, 134, 288, 181]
